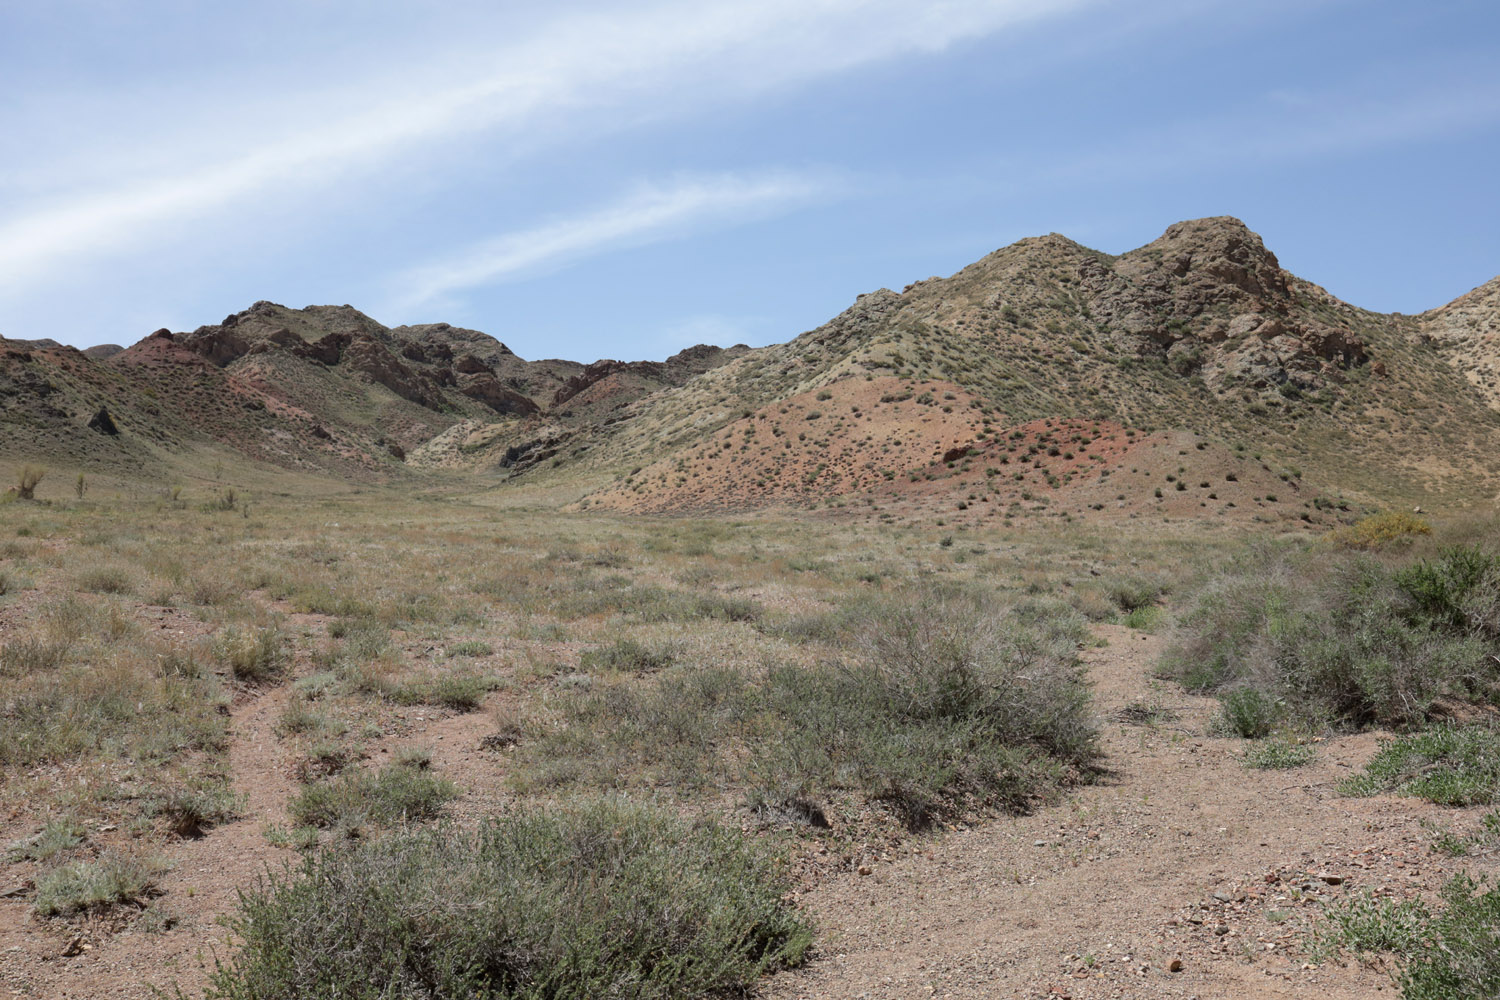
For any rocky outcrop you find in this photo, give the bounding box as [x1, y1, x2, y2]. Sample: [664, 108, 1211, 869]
[86, 406, 120, 435]
[1095, 217, 1369, 392]
[457, 371, 540, 416]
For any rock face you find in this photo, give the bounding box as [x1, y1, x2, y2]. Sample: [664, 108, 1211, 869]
[1422, 275, 1500, 407]
[457, 371, 540, 416]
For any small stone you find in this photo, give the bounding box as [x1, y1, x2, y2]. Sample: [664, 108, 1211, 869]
[1034, 840, 1048, 847]
[857, 865, 871, 876]
[1318, 873, 1344, 885]
[1169, 958, 1184, 973]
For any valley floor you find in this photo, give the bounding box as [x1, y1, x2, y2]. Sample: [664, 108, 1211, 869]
[3, 620, 1488, 998]
[0, 495, 1494, 999]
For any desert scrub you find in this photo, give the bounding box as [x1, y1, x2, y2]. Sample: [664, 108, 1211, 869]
[147, 781, 242, 837]
[217, 625, 286, 683]
[521, 587, 1099, 829]
[578, 638, 674, 673]
[6, 818, 87, 862]
[1342, 725, 1500, 805]
[1328, 510, 1432, 550]
[288, 761, 459, 831]
[1242, 737, 1316, 769]
[756, 589, 1098, 828]
[1310, 874, 1500, 1000]
[34, 851, 167, 917]
[0, 645, 229, 768]
[1160, 543, 1500, 730]
[201, 799, 809, 1000]
[386, 671, 501, 711]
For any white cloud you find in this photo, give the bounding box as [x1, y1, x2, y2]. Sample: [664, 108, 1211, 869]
[386, 171, 835, 315]
[0, 0, 1089, 293]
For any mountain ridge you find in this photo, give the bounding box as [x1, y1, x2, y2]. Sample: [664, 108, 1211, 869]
[3, 217, 1498, 516]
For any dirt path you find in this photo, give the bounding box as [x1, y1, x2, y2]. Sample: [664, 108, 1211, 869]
[762, 625, 1493, 1000]
[0, 683, 298, 998]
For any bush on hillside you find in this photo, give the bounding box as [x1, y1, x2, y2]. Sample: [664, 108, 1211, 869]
[1328, 510, 1431, 550]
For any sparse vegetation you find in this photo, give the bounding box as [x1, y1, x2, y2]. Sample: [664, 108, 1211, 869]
[521, 587, 1097, 829]
[1343, 726, 1500, 805]
[34, 851, 167, 917]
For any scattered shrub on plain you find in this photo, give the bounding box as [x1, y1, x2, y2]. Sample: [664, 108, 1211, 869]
[217, 626, 286, 683]
[579, 638, 674, 673]
[1160, 543, 1500, 730]
[1310, 875, 1500, 1000]
[34, 851, 166, 917]
[288, 761, 458, 832]
[201, 799, 809, 1000]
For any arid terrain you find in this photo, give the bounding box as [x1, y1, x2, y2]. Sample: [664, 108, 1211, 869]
[2, 218, 1499, 999]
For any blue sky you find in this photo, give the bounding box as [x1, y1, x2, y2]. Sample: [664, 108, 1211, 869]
[2, 0, 1497, 360]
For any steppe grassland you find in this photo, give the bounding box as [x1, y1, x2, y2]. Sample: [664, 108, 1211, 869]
[6, 482, 1500, 996]
[0, 486, 1226, 845]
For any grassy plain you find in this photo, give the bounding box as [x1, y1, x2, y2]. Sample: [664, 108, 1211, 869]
[2, 475, 1498, 998]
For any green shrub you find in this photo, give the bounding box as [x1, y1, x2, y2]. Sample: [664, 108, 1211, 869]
[1161, 545, 1500, 730]
[579, 639, 673, 673]
[288, 762, 459, 831]
[1219, 687, 1279, 738]
[1394, 545, 1500, 636]
[448, 640, 494, 657]
[202, 799, 809, 1000]
[1343, 726, 1500, 805]
[1312, 875, 1500, 1000]
[34, 851, 166, 917]
[1123, 605, 1163, 630]
[1243, 738, 1316, 769]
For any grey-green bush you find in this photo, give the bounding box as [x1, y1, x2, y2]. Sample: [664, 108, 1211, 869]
[201, 799, 810, 1000]
[1161, 545, 1500, 730]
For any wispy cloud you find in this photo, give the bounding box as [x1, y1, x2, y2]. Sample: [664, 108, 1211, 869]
[1045, 72, 1500, 186]
[0, 0, 1088, 292]
[386, 171, 836, 315]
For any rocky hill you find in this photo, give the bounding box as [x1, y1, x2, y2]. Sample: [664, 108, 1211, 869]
[0, 301, 744, 481]
[578, 218, 1500, 516]
[3, 217, 1497, 516]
